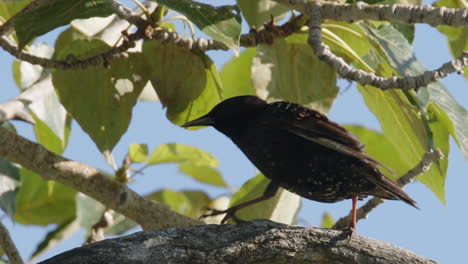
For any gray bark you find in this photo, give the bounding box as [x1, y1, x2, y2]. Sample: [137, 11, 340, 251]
[40, 219, 437, 264]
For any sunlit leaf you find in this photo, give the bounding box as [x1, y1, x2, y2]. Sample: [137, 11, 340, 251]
[30, 218, 80, 262]
[128, 143, 149, 163]
[53, 39, 149, 153]
[14, 0, 115, 50]
[0, 0, 31, 21]
[15, 169, 76, 225]
[229, 174, 301, 225]
[357, 24, 454, 203]
[154, 0, 242, 54]
[434, 0, 468, 78]
[179, 163, 227, 187]
[0, 159, 20, 218]
[148, 143, 217, 166]
[344, 126, 407, 179]
[252, 34, 338, 114]
[13, 43, 71, 154]
[181, 190, 211, 218]
[147, 143, 225, 187]
[220, 48, 257, 99]
[147, 189, 192, 215]
[142, 40, 222, 125]
[105, 213, 138, 236]
[76, 193, 105, 231]
[321, 212, 335, 228]
[237, 0, 288, 28]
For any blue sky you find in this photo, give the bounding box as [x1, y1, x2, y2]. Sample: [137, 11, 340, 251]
[1, 1, 467, 263]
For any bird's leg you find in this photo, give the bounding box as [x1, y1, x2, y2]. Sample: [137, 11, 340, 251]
[201, 181, 280, 224]
[342, 195, 358, 239]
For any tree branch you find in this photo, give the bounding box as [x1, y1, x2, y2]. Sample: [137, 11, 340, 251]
[40, 219, 438, 264]
[0, 126, 203, 230]
[307, 3, 468, 90]
[273, 0, 467, 27]
[0, 221, 24, 264]
[333, 149, 445, 230]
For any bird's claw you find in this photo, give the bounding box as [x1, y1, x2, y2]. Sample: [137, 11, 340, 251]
[199, 207, 245, 224]
[342, 225, 355, 242]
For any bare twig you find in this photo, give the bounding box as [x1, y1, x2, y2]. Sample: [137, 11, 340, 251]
[333, 149, 445, 230]
[0, 221, 24, 264]
[0, 126, 203, 230]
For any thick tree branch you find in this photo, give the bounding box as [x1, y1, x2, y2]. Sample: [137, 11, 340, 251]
[273, 0, 467, 27]
[0, 126, 203, 230]
[40, 219, 438, 264]
[0, 221, 24, 264]
[333, 149, 445, 230]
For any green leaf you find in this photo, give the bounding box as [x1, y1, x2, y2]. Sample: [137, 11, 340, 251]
[76, 193, 105, 231]
[366, 24, 464, 156]
[30, 218, 80, 263]
[128, 143, 149, 163]
[14, 0, 115, 50]
[148, 143, 218, 166]
[434, 0, 468, 79]
[105, 213, 138, 236]
[344, 126, 407, 179]
[322, 22, 373, 72]
[253, 34, 338, 114]
[147, 143, 225, 186]
[15, 169, 76, 225]
[237, 0, 289, 28]
[356, 24, 454, 203]
[321, 212, 335, 228]
[142, 40, 223, 125]
[179, 163, 227, 187]
[154, 0, 242, 54]
[229, 174, 301, 225]
[180, 190, 211, 218]
[147, 189, 192, 215]
[14, 43, 71, 154]
[0, 159, 20, 218]
[220, 48, 257, 99]
[0, 0, 31, 21]
[53, 39, 149, 153]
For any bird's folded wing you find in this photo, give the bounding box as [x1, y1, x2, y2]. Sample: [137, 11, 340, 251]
[262, 115, 395, 175]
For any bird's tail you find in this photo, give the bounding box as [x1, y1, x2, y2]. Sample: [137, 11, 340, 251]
[368, 173, 418, 209]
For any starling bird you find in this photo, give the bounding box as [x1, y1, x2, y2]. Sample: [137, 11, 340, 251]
[182, 95, 417, 230]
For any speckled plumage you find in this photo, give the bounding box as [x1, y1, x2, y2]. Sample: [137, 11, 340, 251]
[183, 95, 417, 228]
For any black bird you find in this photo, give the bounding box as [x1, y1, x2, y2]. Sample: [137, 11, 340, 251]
[182, 95, 417, 230]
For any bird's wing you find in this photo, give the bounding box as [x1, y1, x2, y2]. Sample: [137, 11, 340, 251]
[264, 102, 395, 175]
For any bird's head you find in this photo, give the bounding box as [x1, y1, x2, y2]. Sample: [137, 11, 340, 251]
[182, 96, 267, 131]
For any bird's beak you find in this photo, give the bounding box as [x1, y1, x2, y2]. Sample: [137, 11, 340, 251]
[182, 115, 215, 128]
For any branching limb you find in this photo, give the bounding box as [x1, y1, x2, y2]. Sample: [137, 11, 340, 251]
[307, 4, 468, 90]
[0, 126, 203, 230]
[0, 221, 24, 264]
[333, 149, 445, 230]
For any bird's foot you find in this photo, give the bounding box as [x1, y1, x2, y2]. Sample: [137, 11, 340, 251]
[200, 207, 245, 224]
[342, 225, 355, 242]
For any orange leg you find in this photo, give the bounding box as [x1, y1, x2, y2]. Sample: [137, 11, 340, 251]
[349, 195, 358, 231]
